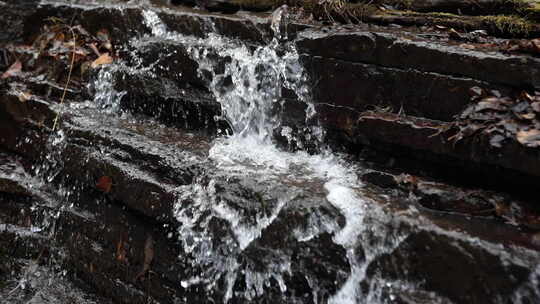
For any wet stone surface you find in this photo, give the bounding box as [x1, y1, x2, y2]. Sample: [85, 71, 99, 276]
[1, 0, 540, 303]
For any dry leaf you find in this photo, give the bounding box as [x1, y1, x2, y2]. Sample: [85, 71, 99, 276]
[516, 129, 540, 147]
[448, 28, 463, 40]
[72, 25, 90, 37]
[1, 60, 22, 79]
[96, 176, 113, 193]
[88, 43, 101, 57]
[468, 86, 485, 98]
[475, 98, 507, 112]
[17, 91, 32, 102]
[520, 91, 534, 102]
[459, 43, 476, 50]
[91, 53, 113, 68]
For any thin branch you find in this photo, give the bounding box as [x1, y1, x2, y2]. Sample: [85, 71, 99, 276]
[52, 27, 77, 132]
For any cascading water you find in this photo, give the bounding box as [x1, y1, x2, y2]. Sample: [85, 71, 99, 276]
[44, 4, 536, 304]
[133, 8, 410, 304]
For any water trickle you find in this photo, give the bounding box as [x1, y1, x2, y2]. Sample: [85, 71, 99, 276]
[89, 65, 126, 112]
[270, 5, 289, 41]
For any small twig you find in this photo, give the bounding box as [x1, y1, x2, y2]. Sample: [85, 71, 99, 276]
[52, 27, 77, 132]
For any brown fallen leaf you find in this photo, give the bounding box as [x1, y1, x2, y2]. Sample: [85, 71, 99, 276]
[459, 43, 476, 50]
[475, 99, 507, 112]
[87, 42, 101, 57]
[468, 86, 485, 98]
[1, 60, 22, 79]
[516, 129, 540, 147]
[520, 91, 534, 102]
[91, 53, 113, 68]
[518, 112, 536, 120]
[448, 28, 463, 39]
[494, 201, 511, 218]
[16, 91, 32, 102]
[96, 176, 113, 193]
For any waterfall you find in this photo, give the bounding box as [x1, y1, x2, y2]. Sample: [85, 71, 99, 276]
[134, 8, 411, 304]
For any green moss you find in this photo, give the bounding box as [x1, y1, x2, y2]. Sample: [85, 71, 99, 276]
[482, 14, 533, 35]
[412, 11, 462, 19]
[521, 1, 540, 20]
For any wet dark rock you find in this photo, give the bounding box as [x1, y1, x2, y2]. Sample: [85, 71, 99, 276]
[116, 73, 227, 132]
[361, 171, 399, 189]
[367, 230, 531, 304]
[302, 55, 494, 122]
[412, 181, 495, 215]
[0, 0, 40, 44]
[297, 30, 539, 91]
[353, 111, 540, 194]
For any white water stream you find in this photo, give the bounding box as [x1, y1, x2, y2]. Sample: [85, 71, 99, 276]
[134, 9, 411, 303]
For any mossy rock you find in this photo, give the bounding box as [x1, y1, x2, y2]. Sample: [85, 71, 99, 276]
[482, 14, 534, 36]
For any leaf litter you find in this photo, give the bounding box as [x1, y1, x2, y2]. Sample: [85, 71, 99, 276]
[1, 17, 116, 100]
[449, 86, 540, 148]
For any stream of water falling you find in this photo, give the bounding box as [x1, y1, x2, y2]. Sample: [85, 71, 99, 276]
[130, 9, 412, 303]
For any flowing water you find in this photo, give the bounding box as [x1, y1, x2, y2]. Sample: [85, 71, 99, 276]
[2, 2, 540, 303]
[103, 8, 457, 303]
[135, 8, 390, 303]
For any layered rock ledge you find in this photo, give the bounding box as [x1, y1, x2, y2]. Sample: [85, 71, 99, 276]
[1, 0, 540, 303]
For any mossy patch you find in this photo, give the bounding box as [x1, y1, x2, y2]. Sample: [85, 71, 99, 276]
[482, 14, 533, 35]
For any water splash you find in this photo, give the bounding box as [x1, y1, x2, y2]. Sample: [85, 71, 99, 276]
[140, 9, 315, 145]
[89, 65, 126, 112]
